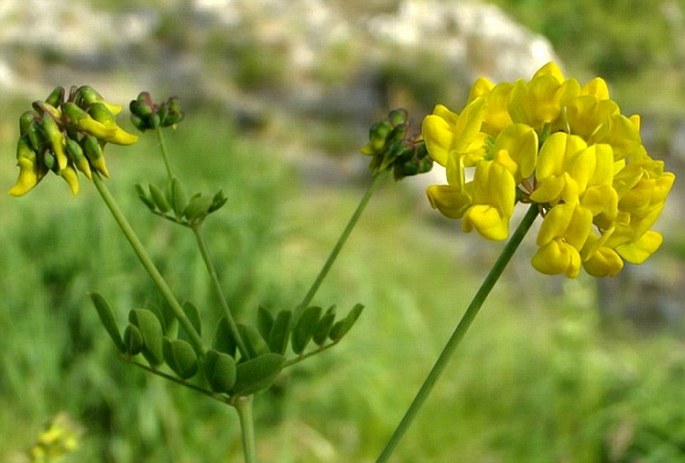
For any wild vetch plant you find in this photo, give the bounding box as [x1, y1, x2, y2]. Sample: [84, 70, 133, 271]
[9, 62, 675, 462]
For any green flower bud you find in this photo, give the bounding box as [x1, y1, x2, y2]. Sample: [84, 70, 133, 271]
[33, 101, 62, 120]
[81, 135, 110, 177]
[43, 151, 57, 171]
[77, 85, 122, 115]
[65, 137, 92, 180]
[19, 111, 38, 136]
[25, 120, 47, 153]
[388, 108, 408, 127]
[129, 92, 184, 131]
[130, 98, 153, 118]
[45, 86, 65, 108]
[40, 112, 68, 171]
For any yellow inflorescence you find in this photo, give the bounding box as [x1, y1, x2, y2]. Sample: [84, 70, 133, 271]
[9, 86, 138, 197]
[422, 62, 675, 277]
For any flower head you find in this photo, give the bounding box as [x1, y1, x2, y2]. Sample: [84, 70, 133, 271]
[9, 86, 138, 196]
[361, 109, 433, 180]
[422, 62, 675, 277]
[129, 92, 185, 132]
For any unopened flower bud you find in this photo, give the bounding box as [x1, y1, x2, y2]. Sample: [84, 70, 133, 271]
[19, 111, 38, 136]
[33, 101, 62, 120]
[9, 137, 46, 196]
[59, 164, 79, 195]
[388, 108, 408, 127]
[25, 119, 47, 153]
[129, 92, 185, 131]
[65, 137, 92, 179]
[77, 85, 122, 115]
[40, 112, 68, 171]
[45, 86, 65, 108]
[81, 134, 110, 177]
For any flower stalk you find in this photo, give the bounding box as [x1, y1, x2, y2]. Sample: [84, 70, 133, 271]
[376, 202, 540, 462]
[191, 225, 250, 359]
[155, 126, 174, 180]
[295, 171, 386, 319]
[92, 173, 205, 355]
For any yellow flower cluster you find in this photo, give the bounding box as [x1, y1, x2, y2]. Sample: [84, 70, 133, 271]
[9, 86, 138, 197]
[29, 413, 82, 463]
[422, 62, 675, 277]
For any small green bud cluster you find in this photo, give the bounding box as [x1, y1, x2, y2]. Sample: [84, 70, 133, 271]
[92, 291, 364, 398]
[129, 92, 185, 132]
[361, 108, 433, 180]
[10, 86, 138, 196]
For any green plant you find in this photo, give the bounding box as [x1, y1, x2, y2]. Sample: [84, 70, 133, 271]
[6, 60, 676, 462]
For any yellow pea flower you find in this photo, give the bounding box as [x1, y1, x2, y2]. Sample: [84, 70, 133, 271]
[461, 160, 516, 240]
[614, 229, 664, 264]
[533, 203, 593, 277]
[530, 132, 587, 205]
[490, 123, 538, 180]
[422, 99, 487, 167]
[420, 61, 674, 277]
[580, 77, 611, 99]
[581, 231, 624, 277]
[426, 184, 472, 219]
[563, 95, 620, 140]
[470, 81, 515, 135]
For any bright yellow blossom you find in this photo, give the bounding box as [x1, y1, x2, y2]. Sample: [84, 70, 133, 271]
[422, 61, 675, 277]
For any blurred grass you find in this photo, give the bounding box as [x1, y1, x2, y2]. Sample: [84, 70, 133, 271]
[1, 107, 685, 462]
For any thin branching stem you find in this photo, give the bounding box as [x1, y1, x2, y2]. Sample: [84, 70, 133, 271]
[192, 225, 250, 359]
[155, 126, 174, 179]
[93, 174, 205, 355]
[295, 172, 386, 320]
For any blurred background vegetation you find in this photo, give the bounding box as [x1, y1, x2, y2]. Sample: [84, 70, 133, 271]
[1, 0, 684, 462]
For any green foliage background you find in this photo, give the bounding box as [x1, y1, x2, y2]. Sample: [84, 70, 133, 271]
[1, 0, 685, 462]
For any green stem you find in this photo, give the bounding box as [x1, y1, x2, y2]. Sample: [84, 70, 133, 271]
[234, 396, 257, 463]
[375, 203, 540, 462]
[125, 358, 229, 404]
[191, 225, 250, 359]
[295, 172, 386, 319]
[92, 174, 205, 355]
[155, 126, 174, 180]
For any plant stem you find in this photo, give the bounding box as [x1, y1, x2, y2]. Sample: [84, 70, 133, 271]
[375, 203, 540, 462]
[234, 396, 257, 463]
[125, 358, 229, 404]
[92, 174, 205, 355]
[155, 126, 174, 179]
[191, 225, 250, 359]
[295, 172, 386, 319]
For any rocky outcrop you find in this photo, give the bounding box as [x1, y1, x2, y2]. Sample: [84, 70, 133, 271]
[0, 0, 556, 119]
